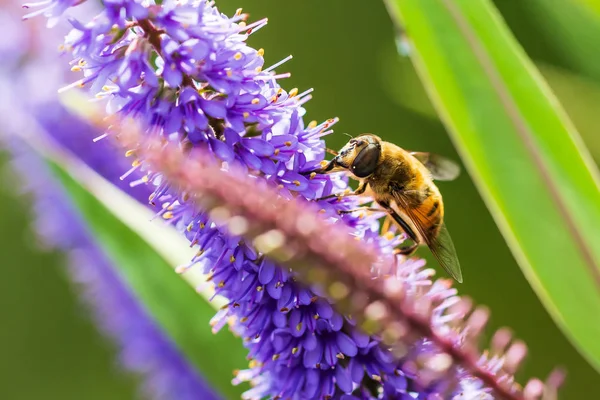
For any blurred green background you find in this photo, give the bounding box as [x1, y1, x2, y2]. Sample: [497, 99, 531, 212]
[2, 0, 600, 398]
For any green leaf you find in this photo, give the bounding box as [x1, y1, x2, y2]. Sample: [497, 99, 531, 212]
[25, 132, 248, 398]
[384, 0, 600, 372]
[515, 0, 600, 82]
[537, 63, 600, 164]
[507, 0, 600, 162]
[572, 0, 600, 22]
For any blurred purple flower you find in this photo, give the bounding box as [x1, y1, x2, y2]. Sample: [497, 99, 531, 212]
[24, 0, 558, 399]
[32, 101, 152, 202]
[2, 1, 216, 398]
[7, 140, 221, 400]
[22, 0, 85, 27]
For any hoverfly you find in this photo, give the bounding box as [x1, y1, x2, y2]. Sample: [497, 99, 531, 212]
[313, 134, 463, 282]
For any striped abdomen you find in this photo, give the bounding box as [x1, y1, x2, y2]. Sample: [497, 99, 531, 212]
[412, 188, 444, 239]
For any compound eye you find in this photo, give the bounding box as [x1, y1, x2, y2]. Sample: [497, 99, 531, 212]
[351, 143, 380, 178]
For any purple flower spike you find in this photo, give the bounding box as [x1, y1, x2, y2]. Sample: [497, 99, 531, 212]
[7, 141, 221, 400]
[7, 1, 213, 399]
[112, 128, 562, 400]
[26, 1, 564, 399]
[31, 101, 152, 203]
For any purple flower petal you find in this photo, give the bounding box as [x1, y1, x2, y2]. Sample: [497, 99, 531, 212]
[199, 98, 227, 119]
[209, 138, 235, 162]
[279, 171, 309, 192]
[241, 138, 274, 157]
[335, 366, 353, 393]
[237, 147, 262, 171]
[337, 333, 358, 357]
[270, 134, 298, 149]
[303, 339, 323, 368]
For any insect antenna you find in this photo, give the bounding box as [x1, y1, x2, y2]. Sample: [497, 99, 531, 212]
[341, 132, 354, 139]
[326, 148, 339, 156]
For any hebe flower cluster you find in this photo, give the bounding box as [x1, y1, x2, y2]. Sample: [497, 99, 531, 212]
[24, 1, 549, 398]
[5, 3, 234, 396]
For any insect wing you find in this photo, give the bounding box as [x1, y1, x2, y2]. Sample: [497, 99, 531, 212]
[427, 222, 463, 283]
[410, 152, 461, 181]
[394, 194, 463, 282]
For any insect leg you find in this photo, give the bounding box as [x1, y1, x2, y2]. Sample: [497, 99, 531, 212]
[314, 158, 339, 174]
[314, 181, 369, 202]
[377, 202, 422, 257]
[376, 200, 419, 243]
[381, 215, 393, 234]
[378, 208, 420, 255]
[315, 191, 357, 202]
[354, 181, 368, 195]
[395, 242, 419, 256]
[338, 207, 383, 215]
